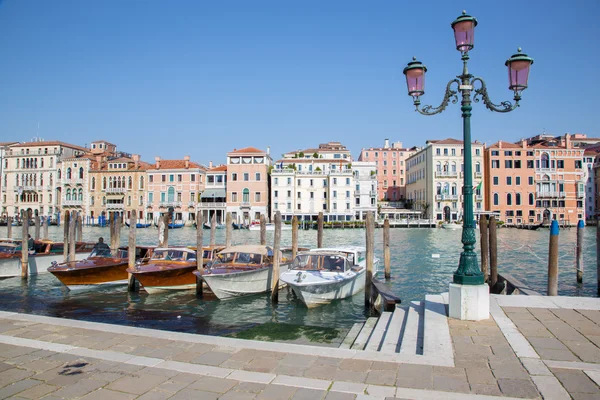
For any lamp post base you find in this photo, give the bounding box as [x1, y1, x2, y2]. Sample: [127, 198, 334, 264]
[449, 283, 489, 321]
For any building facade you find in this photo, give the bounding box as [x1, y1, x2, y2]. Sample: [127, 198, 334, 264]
[1, 140, 87, 220]
[199, 164, 227, 225]
[226, 147, 272, 224]
[406, 139, 486, 222]
[58, 156, 93, 221]
[583, 146, 600, 222]
[351, 162, 378, 220]
[0, 142, 19, 218]
[358, 139, 414, 202]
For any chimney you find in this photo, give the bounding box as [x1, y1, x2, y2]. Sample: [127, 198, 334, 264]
[95, 156, 102, 168]
[384, 138, 390, 149]
[521, 139, 527, 149]
[132, 154, 140, 169]
[184, 155, 190, 169]
[155, 156, 161, 169]
[498, 141, 502, 149]
[209, 161, 213, 169]
[267, 146, 270, 155]
[564, 133, 571, 149]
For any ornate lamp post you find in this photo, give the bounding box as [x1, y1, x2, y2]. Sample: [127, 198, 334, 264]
[403, 11, 533, 318]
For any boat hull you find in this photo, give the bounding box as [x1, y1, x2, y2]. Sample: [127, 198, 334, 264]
[286, 269, 367, 308]
[131, 265, 199, 294]
[0, 252, 88, 278]
[201, 267, 274, 300]
[48, 261, 129, 290]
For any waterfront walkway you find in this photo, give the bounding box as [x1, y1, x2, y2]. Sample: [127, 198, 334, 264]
[0, 295, 599, 399]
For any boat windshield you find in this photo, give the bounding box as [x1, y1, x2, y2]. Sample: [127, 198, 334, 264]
[89, 247, 119, 258]
[202, 249, 213, 259]
[214, 252, 262, 265]
[292, 254, 346, 272]
[151, 249, 193, 261]
[0, 245, 16, 254]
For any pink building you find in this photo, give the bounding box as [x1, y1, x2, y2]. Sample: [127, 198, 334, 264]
[146, 156, 206, 224]
[358, 139, 415, 201]
[226, 147, 272, 224]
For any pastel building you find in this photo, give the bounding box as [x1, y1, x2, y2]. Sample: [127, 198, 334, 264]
[0, 142, 19, 217]
[583, 145, 600, 221]
[358, 139, 414, 201]
[199, 163, 227, 224]
[146, 156, 206, 224]
[226, 147, 272, 224]
[406, 139, 485, 222]
[58, 155, 93, 219]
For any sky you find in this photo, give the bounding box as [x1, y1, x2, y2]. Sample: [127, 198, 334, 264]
[0, 0, 598, 166]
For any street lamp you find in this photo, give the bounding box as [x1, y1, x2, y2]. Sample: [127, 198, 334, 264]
[402, 11, 533, 289]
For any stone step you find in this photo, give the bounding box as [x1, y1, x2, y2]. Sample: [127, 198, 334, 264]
[339, 322, 364, 349]
[351, 317, 378, 350]
[400, 301, 423, 355]
[423, 294, 453, 362]
[365, 311, 392, 352]
[380, 306, 407, 353]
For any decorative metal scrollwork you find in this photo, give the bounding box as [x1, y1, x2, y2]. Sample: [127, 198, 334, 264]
[471, 77, 519, 113]
[415, 79, 461, 115]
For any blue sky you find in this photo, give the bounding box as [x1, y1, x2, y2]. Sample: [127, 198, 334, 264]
[0, 1, 598, 165]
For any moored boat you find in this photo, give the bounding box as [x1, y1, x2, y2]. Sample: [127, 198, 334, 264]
[0, 240, 96, 278]
[441, 223, 461, 230]
[193, 245, 284, 300]
[280, 246, 379, 308]
[248, 223, 292, 231]
[203, 222, 225, 229]
[128, 245, 225, 294]
[125, 221, 152, 228]
[48, 246, 155, 291]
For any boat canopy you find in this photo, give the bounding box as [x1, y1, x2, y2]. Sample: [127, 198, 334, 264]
[218, 245, 272, 256]
[151, 247, 196, 261]
[292, 252, 347, 272]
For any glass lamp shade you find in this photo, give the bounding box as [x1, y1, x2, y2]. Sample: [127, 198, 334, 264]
[451, 11, 478, 52]
[402, 58, 427, 97]
[505, 49, 534, 92]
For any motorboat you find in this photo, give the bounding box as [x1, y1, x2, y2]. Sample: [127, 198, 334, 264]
[0, 240, 96, 278]
[248, 223, 292, 231]
[441, 223, 461, 230]
[193, 245, 285, 300]
[129, 245, 225, 294]
[203, 222, 225, 229]
[125, 221, 152, 228]
[48, 246, 155, 291]
[280, 246, 379, 308]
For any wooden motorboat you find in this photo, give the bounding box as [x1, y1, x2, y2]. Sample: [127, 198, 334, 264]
[515, 224, 542, 231]
[193, 245, 285, 300]
[280, 246, 379, 308]
[0, 240, 96, 278]
[48, 246, 155, 291]
[128, 245, 226, 294]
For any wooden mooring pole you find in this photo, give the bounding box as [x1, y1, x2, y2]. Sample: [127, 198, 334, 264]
[127, 210, 137, 291]
[63, 211, 70, 262]
[576, 219, 584, 284]
[110, 213, 121, 254]
[383, 218, 391, 280]
[548, 220, 559, 296]
[489, 216, 498, 289]
[271, 211, 281, 303]
[20, 210, 29, 279]
[480, 215, 489, 283]
[260, 214, 266, 245]
[69, 211, 77, 262]
[210, 213, 216, 247]
[196, 211, 204, 296]
[34, 215, 40, 240]
[292, 216, 298, 260]
[365, 212, 375, 308]
[7, 216, 12, 238]
[225, 212, 232, 248]
[317, 212, 324, 248]
[76, 214, 83, 243]
[42, 216, 49, 240]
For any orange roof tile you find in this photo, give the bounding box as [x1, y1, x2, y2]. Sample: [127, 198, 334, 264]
[10, 140, 87, 152]
[228, 147, 266, 155]
[208, 165, 227, 172]
[487, 141, 523, 149]
[0, 142, 19, 147]
[150, 160, 203, 169]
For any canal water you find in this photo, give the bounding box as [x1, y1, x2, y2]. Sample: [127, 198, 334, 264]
[0, 225, 597, 343]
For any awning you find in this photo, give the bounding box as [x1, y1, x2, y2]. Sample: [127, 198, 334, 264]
[201, 189, 226, 199]
[106, 194, 124, 200]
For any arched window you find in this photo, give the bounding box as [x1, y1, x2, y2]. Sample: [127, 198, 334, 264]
[66, 168, 71, 180]
[41, 158, 44, 168]
[516, 193, 521, 205]
[49, 193, 52, 203]
[506, 193, 512, 206]
[436, 182, 442, 195]
[128, 196, 131, 206]
[493, 193, 499, 206]
[66, 189, 71, 201]
[140, 176, 144, 189]
[49, 157, 53, 168]
[103, 177, 107, 189]
[243, 188, 250, 203]
[78, 189, 83, 201]
[102, 196, 106, 205]
[128, 176, 132, 189]
[451, 162, 456, 173]
[529, 193, 534, 205]
[91, 177, 95, 190]
[451, 183, 457, 195]
[49, 173, 53, 185]
[541, 153, 550, 169]
[436, 162, 441, 172]
[122, 176, 125, 188]
[167, 187, 175, 202]
[79, 167, 84, 179]
[475, 162, 481, 173]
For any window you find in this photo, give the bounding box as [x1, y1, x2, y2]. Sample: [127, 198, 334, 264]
[527, 160, 534, 168]
[169, 174, 174, 182]
[451, 149, 456, 156]
[232, 192, 238, 202]
[528, 177, 534, 185]
[504, 151, 513, 156]
[493, 177, 499, 185]
[333, 190, 337, 198]
[491, 150, 499, 156]
[516, 177, 521, 185]
[346, 178, 350, 185]
[149, 175, 154, 183]
[244, 173, 249, 181]
[255, 172, 260, 181]
[333, 178, 337, 185]
[297, 192, 301, 199]
[514, 160, 522, 168]
[492, 160, 500, 168]
[177, 174, 182, 182]
[274, 177, 278, 185]
[232, 173, 237, 181]
[287, 190, 291, 198]
[475, 149, 480, 156]
[191, 174, 195, 182]
[506, 193, 512, 205]
[506, 177, 512, 185]
[505, 160, 513, 168]
[516, 193, 521, 205]
[436, 148, 441, 155]
[274, 190, 278, 198]
[575, 160, 583, 169]
[493, 193, 499, 205]
[243, 188, 249, 202]
[162, 175, 166, 182]
[255, 192, 261, 202]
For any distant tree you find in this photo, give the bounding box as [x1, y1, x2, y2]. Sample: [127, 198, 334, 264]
[313, 152, 318, 158]
[299, 152, 305, 158]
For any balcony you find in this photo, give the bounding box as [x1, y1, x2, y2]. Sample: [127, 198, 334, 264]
[63, 199, 82, 206]
[106, 203, 124, 210]
[240, 201, 251, 209]
[435, 171, 459, 178]
[188, 201, 196, 208]
[577, 191, 585, 199]
[536, 191, 566, 198]
[105, 187, 127, 193]
[369, 191, 376, 197]
[198, 202, 226, 208]
[435, 194, 459, 201]
[475, 195, 483, 201]
[159, 201, 182, 208]
[474, 172, 482, 178]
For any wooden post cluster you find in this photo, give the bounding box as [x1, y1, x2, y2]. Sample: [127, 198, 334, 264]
[317, 212, 324, 248]
[210, 213, 216, 247]
[63, 211, 70, 263]
[34, 215, 40, 241]
[365, 212, 375, 308]
[479, 215, 489, 283]
[42, 216, 49, 240]
[260, 214, 266, 245]
[7, 216, 12, 238]
[383, 218, 391, 280]
[20, 210, 29, 279]
[226, 212, 232, 248]
[271, 211, 282, 303]
[292, 216, 298, 260]
[576, 219, 584, 284]
[127, 210, 137, 291]
[76, 214, 83, 243]
[547, 220, 559, 296]
[69, 211, 77, 262]
[196, 211, 204, 296]
[489, 216, 498, 289]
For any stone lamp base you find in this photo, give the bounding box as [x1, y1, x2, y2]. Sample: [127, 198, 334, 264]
[449, 283, 490, 321]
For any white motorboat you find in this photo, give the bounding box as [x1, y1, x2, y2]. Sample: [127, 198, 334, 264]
[280, 246, 380, 308]
[194, 245, 286, 300]
[441, 223, 461, 230]
[248, 223, 292, 231]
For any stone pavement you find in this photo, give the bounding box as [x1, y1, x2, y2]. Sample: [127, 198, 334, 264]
[0, 294, 598, 399]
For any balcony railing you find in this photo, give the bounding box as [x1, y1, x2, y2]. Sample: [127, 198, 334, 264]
[63, 199, 82, 206]
[474, 172, 482, 178]
[240, 201, 251, 208]
[105, 187, 127, 193]
[475, 195, 483, 201]
[369, 191, 376, 197]
[435, 171, 459, 178]
[536, 191, 566, 198]
[63, 178, 84, 185]
[435, 194, 459, 201]
[198, 202, 226, 208]
[106, 203, 124, 210]
[159, 201, 182, 208]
